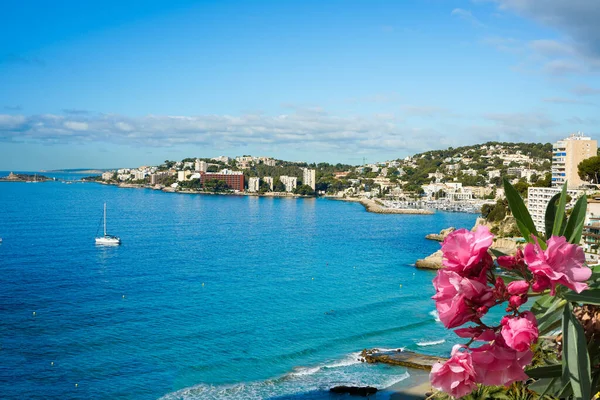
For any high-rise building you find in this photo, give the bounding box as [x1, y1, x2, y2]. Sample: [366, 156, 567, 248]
[527, 187, 584, 234]
[302, 168, 316, 190]
[552, 133, 597, 189]
[263, 176, 273, 191]
[195, 159, 208, 172]
[248, 177, 260, 192]
[279, 176, 297, 192]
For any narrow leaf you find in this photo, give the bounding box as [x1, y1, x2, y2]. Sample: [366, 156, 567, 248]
[564, 195, 588, 244]
[544, 192, 561, 240]
[564, 289, 600, 306]
[563, 302, 592, 400]
[537, 299, 566, 335]
[490, 248, 508, 258]
[503, 178, 537, 240]
[526, 364, 562, 378]
[552, 183, 568, 236]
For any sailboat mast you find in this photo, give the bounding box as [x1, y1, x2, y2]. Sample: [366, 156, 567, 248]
[104, 203, 107, 236]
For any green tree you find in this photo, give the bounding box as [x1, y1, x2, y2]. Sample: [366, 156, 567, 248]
[293, 185, 315, 196]
[578, 156, 600, 184]
[273, 178, 286, 192]
[207, 165, 219, 172]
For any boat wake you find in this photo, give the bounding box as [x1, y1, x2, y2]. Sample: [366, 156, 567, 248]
[416, 339, 445, 347]
[159, 353, 410, 400]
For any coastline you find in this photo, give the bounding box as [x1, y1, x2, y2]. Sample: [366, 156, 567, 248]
[327, 196, 434, 215]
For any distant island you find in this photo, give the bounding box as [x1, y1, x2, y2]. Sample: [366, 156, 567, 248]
[0, 172, 52, 182]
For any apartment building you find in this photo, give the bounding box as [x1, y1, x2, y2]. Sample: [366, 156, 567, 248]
[527, 186, 584, 234]
[279, 175, 297, 192]
[248, 177, 260, 192]
[302, 168, 316, 190]
[552, 133, 597, 189]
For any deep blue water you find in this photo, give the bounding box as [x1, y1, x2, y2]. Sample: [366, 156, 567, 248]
[0, 177, 477, 399]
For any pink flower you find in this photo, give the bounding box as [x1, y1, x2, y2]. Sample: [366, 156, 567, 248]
[497, 249, 525, 270]
[471, 336, 533, 387]
[454, 327, 496, 341]
[430, 345, 477, 398]
[524, 236, 591, 295]
[508, 295, 527, 309]
[432, 270, 495, 328]
[507, 280, 530, 296]
[531, 275, 551, 292]
[501, 311, 538, 352]
[442, 225, 494, 277]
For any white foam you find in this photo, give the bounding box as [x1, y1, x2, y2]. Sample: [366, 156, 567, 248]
[288, 365, 322, 376]
[325, 351, 363, 368]
[429, 310, 440, 322]
[417, 339, 445, 347]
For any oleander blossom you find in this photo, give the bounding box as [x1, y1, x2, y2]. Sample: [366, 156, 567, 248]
[470, 335, 533, 387]
[441, 225, 494, 277]
[524, 236, 591, 295]
[430, 345, 478, 398]
[432, 270, 495, 328]
[501, 311, 539, 352]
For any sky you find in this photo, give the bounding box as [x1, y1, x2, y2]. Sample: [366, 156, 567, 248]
[1, 0, 600, 170]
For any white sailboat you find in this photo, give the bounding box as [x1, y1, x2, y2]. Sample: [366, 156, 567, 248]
[95, 203, 121, 245]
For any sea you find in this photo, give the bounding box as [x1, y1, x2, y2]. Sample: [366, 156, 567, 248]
[0, 172, 477, 399]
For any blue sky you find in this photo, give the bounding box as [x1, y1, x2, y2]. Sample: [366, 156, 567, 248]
[1, 0, 600, 169]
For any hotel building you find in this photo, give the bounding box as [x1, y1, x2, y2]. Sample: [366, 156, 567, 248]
[552, 133, 597, 189]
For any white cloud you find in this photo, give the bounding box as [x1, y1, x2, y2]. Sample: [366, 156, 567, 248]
[451, 8, 485, 27]
[0, 111, 433, 154]
[64, 121, 89, 131]
[542, 97, 594, 105]
[571, 84, 600, 96]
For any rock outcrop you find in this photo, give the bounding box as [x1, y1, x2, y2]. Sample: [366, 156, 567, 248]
[360, 349, 446, 371]
[425, 227, 455, 242]
[415, 250, 443, 270]
[329, 386, 378, 396]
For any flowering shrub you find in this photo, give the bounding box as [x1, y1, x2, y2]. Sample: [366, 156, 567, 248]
[429, 180, 600, 399]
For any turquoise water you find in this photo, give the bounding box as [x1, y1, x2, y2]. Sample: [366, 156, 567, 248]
[0, 178, 477, 399]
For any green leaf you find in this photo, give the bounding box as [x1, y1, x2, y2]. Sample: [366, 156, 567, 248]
[490, 248, 508, 258]
[562, 302, 592, 400]
[544, 192, 561, 240]
[563, 195, 588, 244]
[531, 294, 554, 315]
[537, 299, 566, 335]
[528, 376, 565, 397]
[526, 364, 563, 378]
[503, 178, 537, 241]
[564, 289, 600, 305]
[552, 183, 568, 236]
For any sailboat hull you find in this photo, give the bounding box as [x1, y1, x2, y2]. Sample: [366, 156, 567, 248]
[95, 236, 121, 245]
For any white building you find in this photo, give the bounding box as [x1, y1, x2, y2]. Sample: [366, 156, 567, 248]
[248, 177, 260, 192]
[132, 170, 146, 180]
[279, 176, 297, 192]
[488, 170, 501, 180]
[101, 171, 113, 181]
[302, 168, 316, 190]
[212, 156, 231, 164]
[263, 176, 273, 191]
[527, 186, 584, 234]
[177, 170, 192, 182]
[195, 159, 208, 172]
